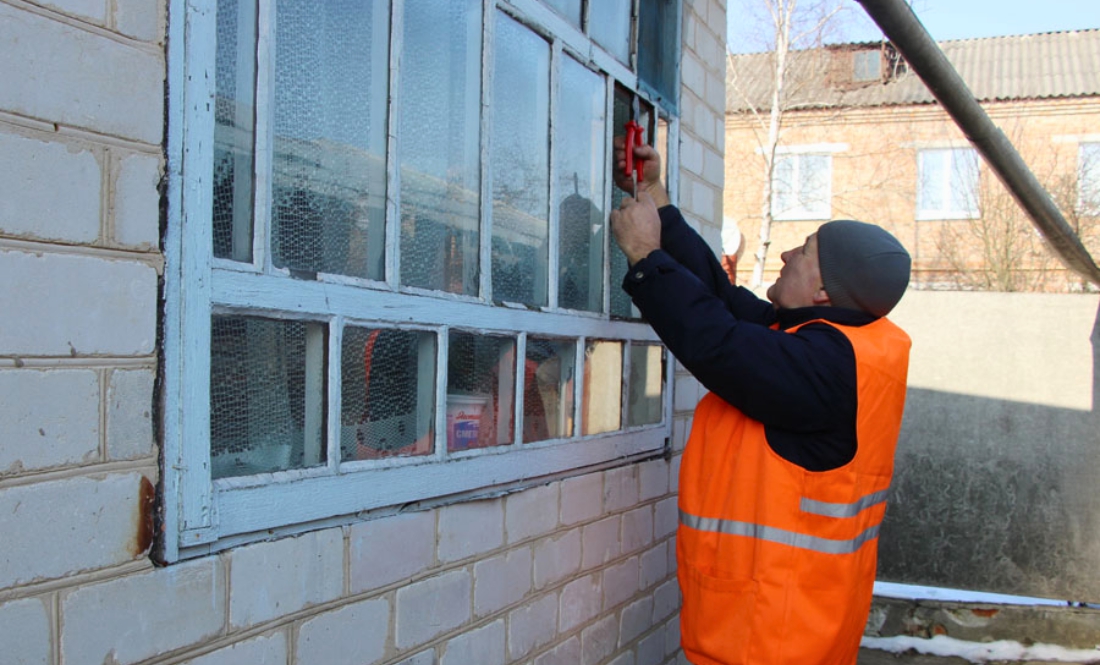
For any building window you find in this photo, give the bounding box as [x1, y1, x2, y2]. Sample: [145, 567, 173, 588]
[771, 153, 832, 220]
[1078, 142, 1100, 216]
[165, 0, 680, 561]
[917, 147, 980, 220]
[853, 50, 881, 82]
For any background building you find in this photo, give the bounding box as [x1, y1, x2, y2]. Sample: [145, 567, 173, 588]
[725, 29, 1100, 292]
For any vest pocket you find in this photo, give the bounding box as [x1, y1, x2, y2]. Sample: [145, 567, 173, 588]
[680, 563, 758, 664]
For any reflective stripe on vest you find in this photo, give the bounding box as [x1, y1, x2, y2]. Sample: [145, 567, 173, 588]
[679, 508, 882, 555]
[801, 487, 890, 518]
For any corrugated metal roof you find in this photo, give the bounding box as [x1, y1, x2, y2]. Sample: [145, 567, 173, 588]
[726, 29, 1100, 113]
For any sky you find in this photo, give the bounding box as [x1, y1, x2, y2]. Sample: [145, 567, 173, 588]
[727, 0, 1100, 53]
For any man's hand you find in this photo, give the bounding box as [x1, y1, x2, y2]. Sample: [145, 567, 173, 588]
[611, 191, 662, 266]
[613, 139, 670, 208]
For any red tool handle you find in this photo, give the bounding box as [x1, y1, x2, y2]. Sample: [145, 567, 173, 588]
[624, 120, 645, 182]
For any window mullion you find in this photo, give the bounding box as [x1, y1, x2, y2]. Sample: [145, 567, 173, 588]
[480, 0, 495, 303]
[435, 326, 451, 459]
[574, 335, 587, 435]
[547, 40, 563, 310]
[327, 317, 344, 471]
[253, 0, 275, 273]
[515, 333, 528, 443]
[385, 0, 403, 290]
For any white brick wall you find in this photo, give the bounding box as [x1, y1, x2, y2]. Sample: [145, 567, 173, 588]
[0, 596, 51, 665]
[396, 569, 473, 650]
[296, 599, 390, 665]
[0, 369, 99, 473]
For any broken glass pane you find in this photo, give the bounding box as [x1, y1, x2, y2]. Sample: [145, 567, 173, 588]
[525, 337, 577, 442]
[583, 340, 622, 435]
[399, 0, 482, 295]
[271, 0, 388, 280]
[627, 342, 663, 426]
[213, 0, 256, 262]
[638, 0, 680, 112]
[210, 315, 326, 479]
[491, 11, 551, 307]
[341, 327, 436, 461]
[610, 87, 634, 318]
[557, 57, 607, 313]
[589, 0, 632, 64]
[447, 332, 517, 451]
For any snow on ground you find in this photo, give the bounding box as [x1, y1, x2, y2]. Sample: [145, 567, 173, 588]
[861, 635, 1100, 663]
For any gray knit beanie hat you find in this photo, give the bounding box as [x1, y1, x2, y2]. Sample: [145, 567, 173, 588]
[816, 220, 911, 317]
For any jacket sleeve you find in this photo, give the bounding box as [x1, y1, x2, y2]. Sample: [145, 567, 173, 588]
[622, 208, 854, 434]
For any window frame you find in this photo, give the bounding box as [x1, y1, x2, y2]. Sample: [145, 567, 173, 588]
[916, 147, 981, 221]
[163, 0, 680, 561]
[769, 145, 838, 221]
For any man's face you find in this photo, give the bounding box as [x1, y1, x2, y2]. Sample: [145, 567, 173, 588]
[766, 233, 829, 310]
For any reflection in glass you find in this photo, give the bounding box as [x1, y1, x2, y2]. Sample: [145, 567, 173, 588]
[543, 0, 581, 25]
[211, 315, 326, 478]
[557, 58, 607, 312]
[271, 0, 389, 280]
[583, 340, 622, 435]
[491, 11, 551, 306]
[400, 0, 482, 295]
[627, 343, 664, 426]
[525, 338, 576, 442]
[589, 0, 632, 63]
[342, 328, 436, 461]
[213, 0, 256, 262]
[447, 332, 517, 451]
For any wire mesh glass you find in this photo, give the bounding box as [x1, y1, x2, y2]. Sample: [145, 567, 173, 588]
[557, 57, 607, 313]
[627, 342, 664, 427]
[491, 11, 551, 307]
[341, 327, 436, 461]
[610, 88, 635, 318]
[589, 0, 632, 64]
[212, 0, 256, 262]
[210, 315, 327, 479]
[399, 0, 482, 295]
[446, 332, 516, 452]
[524, 338, 576, 442]
[271, 0, 389, 280]
[583, 340, 622, 435]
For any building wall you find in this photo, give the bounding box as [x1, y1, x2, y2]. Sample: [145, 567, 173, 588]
[0, 2, 726, 664]
[724, 97, 1100, 289]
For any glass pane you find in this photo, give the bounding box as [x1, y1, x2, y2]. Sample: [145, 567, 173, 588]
[800, 154, 830, 216]
[271, 0, 389, 280]
[919, 150, 946, 213]
[1080, 143, 1100, 213]
[213, 0, 256, 262]
[525, 338, 577, 442]
[491, 12, 551, 306]
[638, 0, 680, 111]
[543, 0, 581, 25]
[949, 148, 980, 215]
[772, 155, 795, 216]
[211, 315, 326, 479]
[590, 0, 632, 63]
[583, 340, 622, 435]
[341, 327, 436, 461]
[399, 0, 482, 295]
[557, 58, 607, 312]
[627, 343, 663, 426]
[447, 332, 517, 451]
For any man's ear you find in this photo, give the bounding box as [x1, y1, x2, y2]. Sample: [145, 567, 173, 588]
[812, 287, 832, 306]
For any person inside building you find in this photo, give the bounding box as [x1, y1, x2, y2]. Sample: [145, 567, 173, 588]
[609, 139, 912, 665]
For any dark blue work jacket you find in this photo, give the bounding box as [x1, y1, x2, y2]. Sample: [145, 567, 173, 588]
[621, 205, 879, 472]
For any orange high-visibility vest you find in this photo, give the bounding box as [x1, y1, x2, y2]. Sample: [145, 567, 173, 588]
[678, 317, 910, 665]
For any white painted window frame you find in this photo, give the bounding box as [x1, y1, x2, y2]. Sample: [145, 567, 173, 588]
[163, 0, 681, 561]
[769, 147, 836, 221]
[916, 147, 981, 221]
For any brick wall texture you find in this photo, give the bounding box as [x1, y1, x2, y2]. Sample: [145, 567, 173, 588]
[0, 0, 726, 663]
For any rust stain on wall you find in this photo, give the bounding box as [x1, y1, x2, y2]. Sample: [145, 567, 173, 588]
[133, 476, 156, 557]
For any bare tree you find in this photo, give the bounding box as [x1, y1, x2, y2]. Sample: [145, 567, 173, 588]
[726, 0, 855, 288]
